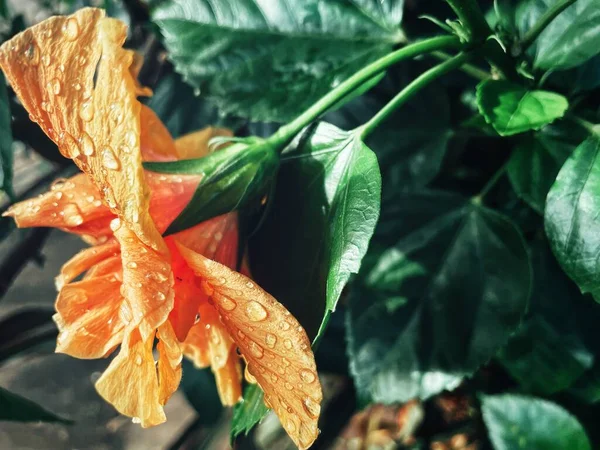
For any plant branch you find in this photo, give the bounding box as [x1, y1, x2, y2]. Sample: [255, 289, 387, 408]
[473, 163, 508, 203]
[268, 35, 461, 149]
[521, 0, 577, 51]
[445, 0, 518, 80]
[431, 50, 490, 80]
[360, 52, 472, 139]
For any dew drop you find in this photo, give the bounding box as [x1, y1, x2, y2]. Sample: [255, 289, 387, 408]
[155, 292, 166, 301]
[127, 261, 137, 269]
[41, 54, 50, 67]
[102, 146, 120, 170]
[302, 397, 320, 419]
[62, 18, 79, 41]
[125, 130, 137, 148]
[285, 382, 294, 391]
[55, 191, 63, 200]
[135, 354, 143, 366]
[270, 373, 278, 383]
[279, 321, 291, 331]
[265, 333, 277, 349]
[73, 82, 82, 91]
[299, 369, 316, 384]
[245, 301, 268, 322]
[286, 419, 297, 432]
[79, 101, 94, 122]
[246, 281, 254, 288]
[79, 132, 95, 156]
[282, 358, 290, 367]
[237, 330, 246, 339]
[248, 340, 264, 359]
[50, 78, 61, 95]
[109, 218, 121, 232]
[283, 339, 292, 350]
[218, 296, 237, 311]
[132, 417, 141, 424]
[210, 328, 220, 345]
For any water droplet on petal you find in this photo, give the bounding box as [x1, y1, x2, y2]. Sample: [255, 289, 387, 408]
[127, 261, 137, 269]
[50, 78, 61, 95]
[218, 296, 237, 311]
[109, 218, 121, 232]
[62, 17, 79, 40]
[246, 301, 268, 322]
[125, 130, 137, 148]
[80, 101, 94, 121]
[41, 54, 50, 66]
[131, 416, 141, 424]
[265, 333, 277, 348]
[62, 203, 84, 226]
[210, 328, 220, 345]
[248, 340, 264, 359]
[237, 330, 246, 339]
[270, 373, 278, 383]
[155, 292, 166, 302]
[246, 281, 254, 288]
[73, 82, 81, 91]
[286, 419, 297, 432]
[102, 146, 120, 170]
[79, 132, 95, 156]
[299, 369, 316, 384]
[283, 339, 292, 350]
[279, 321, 290, 331]
[135, 354, 143, 366]
[285, 382, 294, 391]
[55, 191, 63, 200]
[302, 397, 320, 419]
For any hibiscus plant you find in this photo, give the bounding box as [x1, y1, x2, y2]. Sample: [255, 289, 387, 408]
[0, 0, 599, 449]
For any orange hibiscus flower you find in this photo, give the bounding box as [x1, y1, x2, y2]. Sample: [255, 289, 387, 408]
[0, 8, 321, 449]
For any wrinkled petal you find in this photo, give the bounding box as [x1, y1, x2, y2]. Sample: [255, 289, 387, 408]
[174, 127, 232, 161]
[54, 274, 126, 358]
[156, 321, 183, 405]
[56, 238, 119, 289]
[175, 242, 322, 450]
[3, 174, 114, 237]
[0, 8, 165, 254]
[84, 254, 122, 279]
[213, 346, 243, 406]
[113, 221, 173, 341]
[95, 329, 165, 427]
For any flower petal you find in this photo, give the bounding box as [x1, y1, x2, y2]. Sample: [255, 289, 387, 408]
[174, 127, 232, 161]
[175, 242, 322, 450]
[156, 321, 183, 405]
[54, 273, 126, 358]
[95, 329, 166, 427]
[55, 238, 119, 289]
[213, 346, 243, 406]
[140, 104, 178, 162]
[0, 8, 164, 254]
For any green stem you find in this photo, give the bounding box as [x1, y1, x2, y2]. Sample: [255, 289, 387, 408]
[521, 0, 577, 51]
[267, 35, 461, 150]
[568, 114, 600, 136]
[445, 0, 518, 80]
[431, 50, 490, 80]
[360, 52, 472, 139]
[473, 163, 508, 203]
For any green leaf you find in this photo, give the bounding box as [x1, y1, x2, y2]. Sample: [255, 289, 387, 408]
[545, 137, 600, 301]
[0, 387, 72, 423]
[327, 68, 452, 192]
[152, 0, 404, 122]
[507, 128, 576, 213]
[144, 139, 279, 235]
[180, 360, 223, 425]
[476, 80, 568, 136]
[481, 394, 591, 450]
[249, 122, 381, 341]
[519, 0, 600, 70]
[230, 384, 269, 442]
[0, 73, 14, 199]
[144, 73, 240, 138]
[499, 240, 595, 395]
[347, 191, 531, 404]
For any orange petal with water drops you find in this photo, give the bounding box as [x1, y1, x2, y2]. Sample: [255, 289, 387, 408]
[181, 320, 210, 369]
[3, 174, 114, 234]
[174, 127, 233, 161]
[0, 8, 165, 254]
[95, 328, 166, 427]
[54, 273, 126, 359]
[213, 345, 243, 406]
[113, 220, 174, 342]
[84, 254, 122, 279]
[156, 321, 183, 405]
[140, 104, 178, 162]
[175, 242, 323, 450]
[55, 238, 119, 289]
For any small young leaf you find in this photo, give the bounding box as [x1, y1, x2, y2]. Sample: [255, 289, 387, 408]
[545, 137, 600, 301]
[230, 384, 269, 442]
[347, 192, 531, 404]
[481, 394, 591, 450]
[476, 80, 568, 136]
[144, 139, 279, 235]
[249, 122, 381, 342]
[153, 0, 404, 121]
[0, 387, 72, 423]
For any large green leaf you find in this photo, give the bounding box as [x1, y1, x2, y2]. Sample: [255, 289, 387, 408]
[476, 80, 568, 136]
[230, 384, 269, 442]
[326, 67, 452, 192]
[0, 387, 72, 423]
[517, 0, 600, 71]
[0, 73, 13, 199]
[144, 139, 279, 235]
[545, 137, 600, 301]
[152, 0, 404, 121]
[481, 394, 591, 450]
[249, 122, 381, 341]
[347, 191, 531, 404]
[507, 127, 578, 213]
[499, 240, 596, 395]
